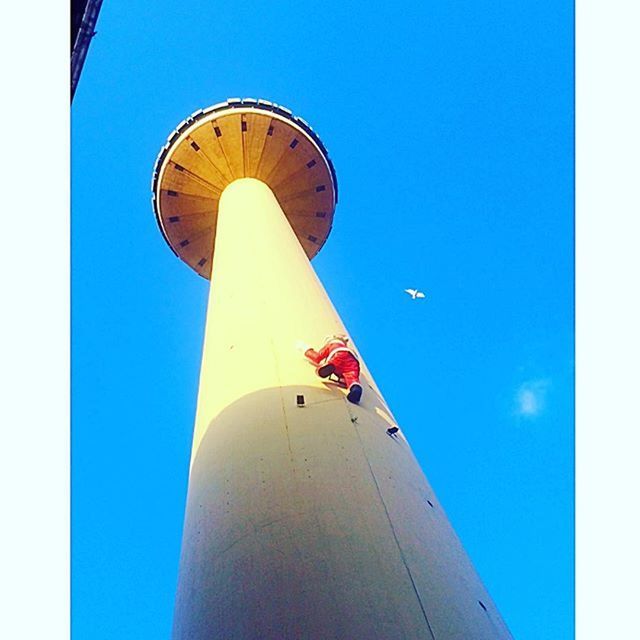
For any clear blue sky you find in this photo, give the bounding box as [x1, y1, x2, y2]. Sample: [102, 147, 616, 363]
[71, 2, 573, 639]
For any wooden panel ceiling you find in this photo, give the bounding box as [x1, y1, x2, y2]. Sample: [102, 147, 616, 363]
[154, 106, 337, 280]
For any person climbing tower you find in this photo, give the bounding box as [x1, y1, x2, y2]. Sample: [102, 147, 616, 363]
[303, 334, 363, 404]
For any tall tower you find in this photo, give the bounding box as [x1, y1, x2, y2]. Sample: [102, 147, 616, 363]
[151, 99, 513, 639]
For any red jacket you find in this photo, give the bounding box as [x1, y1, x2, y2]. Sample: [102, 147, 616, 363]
[305, 340, 359, 366]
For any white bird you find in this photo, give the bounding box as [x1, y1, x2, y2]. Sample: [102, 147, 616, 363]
[404, 288, 426, 299]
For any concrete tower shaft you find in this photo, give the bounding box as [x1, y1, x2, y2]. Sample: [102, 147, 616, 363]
[152, 101, 513, 639]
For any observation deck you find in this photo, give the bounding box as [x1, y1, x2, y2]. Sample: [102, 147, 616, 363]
[151, 98, 338, 279]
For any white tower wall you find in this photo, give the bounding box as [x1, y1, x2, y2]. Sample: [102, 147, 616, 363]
[171, 178, 512, 640]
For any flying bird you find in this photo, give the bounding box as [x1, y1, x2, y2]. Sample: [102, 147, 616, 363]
[404, 288, 426, 299]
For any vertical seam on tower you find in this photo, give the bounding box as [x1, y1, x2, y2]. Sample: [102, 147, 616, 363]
[189, 137, 229, 186]
[253, 119, 271, 178]
[212, 122, 236, 179]
[347, 404, 437, 640]
[268, 335, 297, 480]
[240, 116, 247, 177]
[255, 118, 273, 176]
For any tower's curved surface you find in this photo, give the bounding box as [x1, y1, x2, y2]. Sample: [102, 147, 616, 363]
[152, 100, 513, 640]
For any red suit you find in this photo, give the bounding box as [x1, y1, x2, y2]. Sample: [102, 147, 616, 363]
[305, 339, 361, 390]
